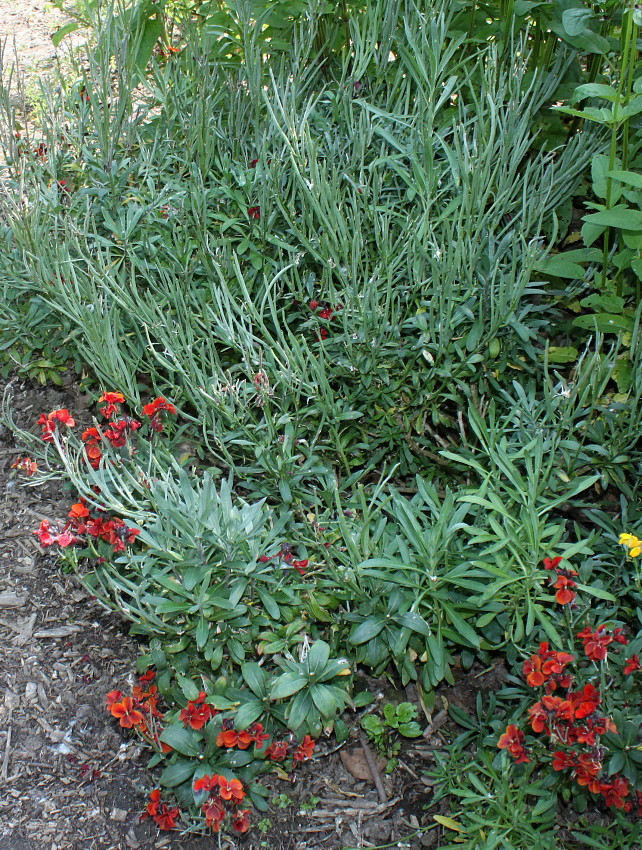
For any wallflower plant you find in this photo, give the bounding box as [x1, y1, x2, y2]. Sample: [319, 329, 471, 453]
[498, 553, 642, 818]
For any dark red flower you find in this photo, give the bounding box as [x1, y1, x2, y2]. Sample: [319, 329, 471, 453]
[233, 809, 250, 833]
[247, 205, 260, 219]
[266, 740, 288, 760]
[543, 556, 563, 570]
[291, 559, 308, 576]
[293, 734, 315, 764]
[624, 654, 641, 674]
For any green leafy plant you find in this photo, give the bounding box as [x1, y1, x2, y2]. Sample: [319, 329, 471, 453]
[360, 701, 422, 772]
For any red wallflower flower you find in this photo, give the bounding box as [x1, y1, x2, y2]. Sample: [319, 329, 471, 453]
[624, 654, 641, 674]
[179, 692, 217, 730]
[577, 625, 613, 662]
[552, 573, 577, 605]
[11, 457, 37, 476]
[202, 797, 225, 831]
[528, 695, 573, 734]
[142, 397, 176, 433]
[68, 502, 90, 519]
[233, 809, 250, 833]
[217, 776, 245, 802]
[568, 683, 601, 719]
[109, 696, 144, 728]
[247, 205, 260, 219]
[98, 391, 124, 418]
[552, 750, 576, 771]
[543, 556, 563, 570]
[601, 775, 629, 809]
[38, 408, 75, 442]
[266, 740, 288, 760]
[497, 724, 529, 763]
[293, 734, 315, 764]
[146, 789, 180, 830]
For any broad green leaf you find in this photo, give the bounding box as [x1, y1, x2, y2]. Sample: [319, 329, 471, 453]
[545, 346, 578, 364]
[395, 611, 432, 637]
[306, 640, 331, 676]
[608, 169, 642, 190]
[159, 726, 202, 757]
[562, 8, 593, 37]
[348, 616, 387, 645]
[574, 584, 616, 601]
[51, 21, 81, 47]
[195, 616, 209, 650]
[176, 674, 200, 702]
[233, 699, 264, 729]
[583, 206, 642, 229]
[287, 689, 314, 730]
[572, 313, 634, 333]
[159, 760, 196, 788]
[573, 83, 618, 102]
[270, 671, 308, 700]
[241, 662, 267, 698]
[310, 683, 337, 719]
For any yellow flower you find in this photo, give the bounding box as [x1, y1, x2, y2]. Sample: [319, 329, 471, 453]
[619, 533, 637, 547]
[619, 532, 642, 558]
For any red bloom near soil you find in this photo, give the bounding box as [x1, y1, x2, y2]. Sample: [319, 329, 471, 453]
[108, 696, 144, 729]
[193, 773, 250, 833]
[292, 734, 315, 764]
[146, 789, 180, 830]
[11, 457, 37, 476]
[38, 408, 75, 442]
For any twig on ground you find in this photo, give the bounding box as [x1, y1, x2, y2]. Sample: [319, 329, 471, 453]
[358, 732, 388, 804]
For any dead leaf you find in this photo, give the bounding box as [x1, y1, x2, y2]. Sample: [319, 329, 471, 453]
[339, 747, 387, 782]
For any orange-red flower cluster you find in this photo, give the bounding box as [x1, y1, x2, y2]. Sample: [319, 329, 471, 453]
[145, 789, 180, 830]
[292, 734, 315, 764]
[179, 691, 219, 730]
[35, 499, 140, 555]
[577, 624, 626, 662]
[38, 408, 75, 442]
[522, 642, 573, 690]
[106, 673, 169, 753]
[497, 724, 529, 763]
[11, 457, 37, 476]
[216, 719, 269, 749]
[193, 774, 249, 834]
[542, 555, 578, 605]
[500, 615, 640, 815]
[142, 397, 177, 433]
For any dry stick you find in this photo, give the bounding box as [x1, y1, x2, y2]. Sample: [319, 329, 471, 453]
[358, 732, 387, 804]
[1, 725, 12, 780]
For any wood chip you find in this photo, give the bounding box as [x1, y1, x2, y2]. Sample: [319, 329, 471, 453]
[33, 626, 81, 638]
[0, 593, 27, 608]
